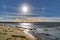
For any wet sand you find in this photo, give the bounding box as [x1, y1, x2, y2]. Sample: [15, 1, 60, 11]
[0, 25, 37, 40]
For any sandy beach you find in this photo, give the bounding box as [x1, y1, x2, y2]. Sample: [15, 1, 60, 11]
[0, 25, 37, 40]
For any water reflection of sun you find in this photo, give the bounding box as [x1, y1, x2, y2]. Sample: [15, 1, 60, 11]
[19, 23, 32, 28]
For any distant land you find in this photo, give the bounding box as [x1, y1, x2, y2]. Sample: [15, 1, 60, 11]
[0, 17, 60, 22]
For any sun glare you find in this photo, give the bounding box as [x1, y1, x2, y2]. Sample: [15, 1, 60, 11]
[22, 6, 28, 12]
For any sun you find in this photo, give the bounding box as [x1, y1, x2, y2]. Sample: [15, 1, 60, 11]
[19, 3, 31, 15]
[22, 6, 28, 13]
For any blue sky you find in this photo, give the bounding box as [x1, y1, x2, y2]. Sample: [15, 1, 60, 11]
[0, 0, 60, 20]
